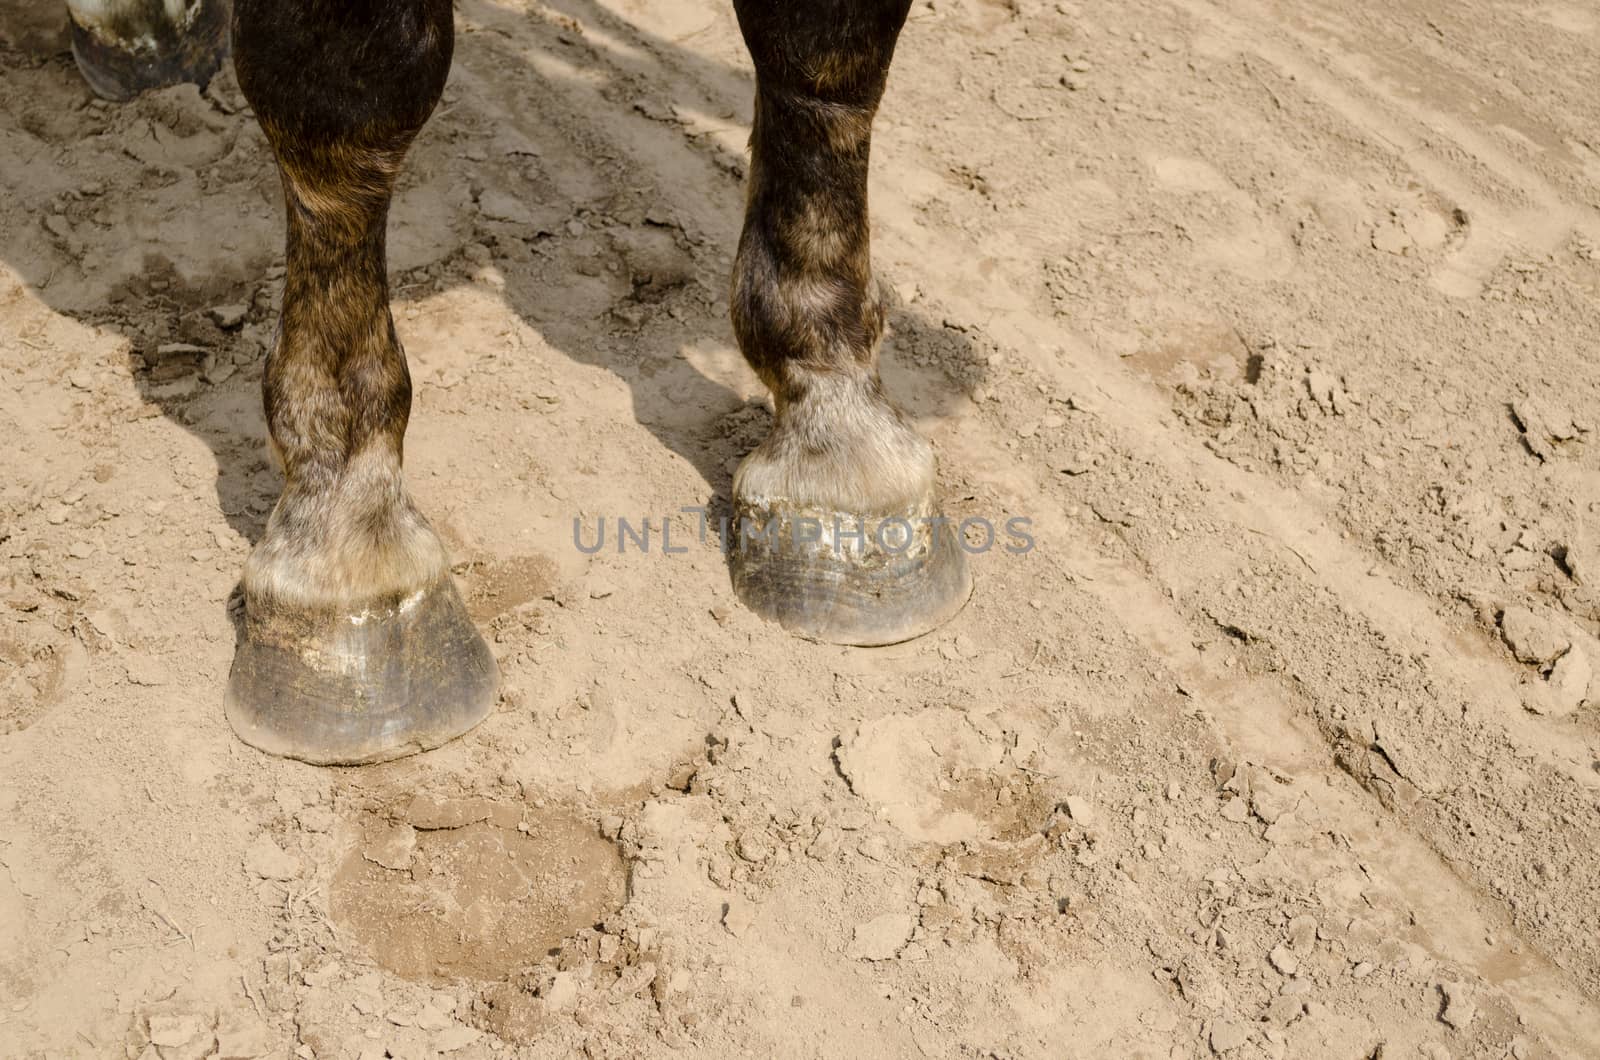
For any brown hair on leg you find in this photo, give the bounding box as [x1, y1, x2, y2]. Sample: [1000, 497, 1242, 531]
[234, 0, 454, 608]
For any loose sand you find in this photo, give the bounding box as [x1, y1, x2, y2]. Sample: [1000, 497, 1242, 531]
[2, 0, 1599, 1056]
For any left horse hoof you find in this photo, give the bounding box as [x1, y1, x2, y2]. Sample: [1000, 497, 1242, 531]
[67, 0, 230, 101]
[729, 500, 972, 646]
[225, 575, 498, 766]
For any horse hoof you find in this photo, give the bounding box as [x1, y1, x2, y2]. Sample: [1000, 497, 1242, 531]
[729, 500, 972, 646]
[67, 0, 230, 102]
[225, 575, 498, 766]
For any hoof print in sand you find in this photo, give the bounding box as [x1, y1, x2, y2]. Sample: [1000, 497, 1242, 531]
[835, 709, 1058, 845]
[332, 797, 627, 982]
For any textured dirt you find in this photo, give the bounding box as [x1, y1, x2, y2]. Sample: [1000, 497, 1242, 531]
[3, 0, 1600, 1057]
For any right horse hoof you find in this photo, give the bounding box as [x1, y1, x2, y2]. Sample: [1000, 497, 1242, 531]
[225, 575, 498, 766]
[67, 0, 230, 101]
[729, 499, 973, 647]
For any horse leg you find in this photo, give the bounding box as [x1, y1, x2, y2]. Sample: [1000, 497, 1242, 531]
[63, 0, 231, 100]
[727, 0, 971, 645]
[224, 0, 496, 764]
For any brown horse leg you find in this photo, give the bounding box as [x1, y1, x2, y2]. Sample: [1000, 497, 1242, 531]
[224, 0, 496, 764]
[727, 0, 971, 645]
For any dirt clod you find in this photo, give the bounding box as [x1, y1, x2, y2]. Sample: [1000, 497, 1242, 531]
[1499, 606, 1569, 667]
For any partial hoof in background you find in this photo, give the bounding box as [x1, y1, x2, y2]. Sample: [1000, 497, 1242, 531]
[730, 500, 972, 646]
[67, 0, 230, 101]
[225, 575, 498, 766]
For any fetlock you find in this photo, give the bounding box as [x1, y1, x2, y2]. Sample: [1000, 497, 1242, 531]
[733, 371, 935, 519]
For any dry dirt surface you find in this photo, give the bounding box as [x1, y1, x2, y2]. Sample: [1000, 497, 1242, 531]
[2, 0, 1600, 1056]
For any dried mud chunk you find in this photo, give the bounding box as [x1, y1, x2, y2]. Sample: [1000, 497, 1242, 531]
[1511, 398, 1581, 461]
[1209, 1018, 1251, 1053]
[734, 830, 773, 863]
[1544, 645, 1592, 717]
[1286, 915, 1318, 953]
[1305, 370, 1347, 414]
[1064, 794, 1096, 828]
[208, 303, 248, 330]
[1219, 797, 1250, 823]
[1438, 980, 1477, 1030]
[722, 896, 754, 938]
[1556, 535, 1598, 586]
[1250, 781, 1295, 824]
[1499, 606, 1568, 667]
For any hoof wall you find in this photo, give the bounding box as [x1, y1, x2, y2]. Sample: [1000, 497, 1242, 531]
[226, 577, 497, 766]
[730, 501, 972, 646]
[68, 1, 229, 101]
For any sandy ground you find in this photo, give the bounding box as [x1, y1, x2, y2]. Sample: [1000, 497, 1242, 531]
[2, 0, 1600, 1056]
